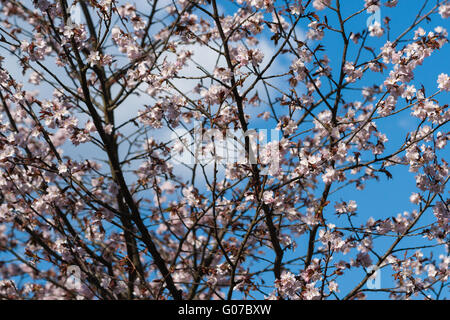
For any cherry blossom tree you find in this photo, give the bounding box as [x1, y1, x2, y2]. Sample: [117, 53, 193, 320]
[0, 0, 448, 300]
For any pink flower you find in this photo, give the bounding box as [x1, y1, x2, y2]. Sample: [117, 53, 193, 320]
[437, 73, 450, 91]
[322, 167, 337, 184]
[365, 0, 380, 13]
[402, 85, 416, 100]
[313, 0, 331, 11]
[343, 62, 363, 83]
[328, 281, 339, 293]
[409, 193, 421, 204]
[439, 3, 450, 18]
[276, 271, 302, 298]
[263, 190, 275, 204]
[104, 124, 113, 135]
[368, 21, 384, 37]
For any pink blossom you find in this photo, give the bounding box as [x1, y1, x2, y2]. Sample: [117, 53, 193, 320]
[313, 0, 331, 11]
[437, 73, 450, 91]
